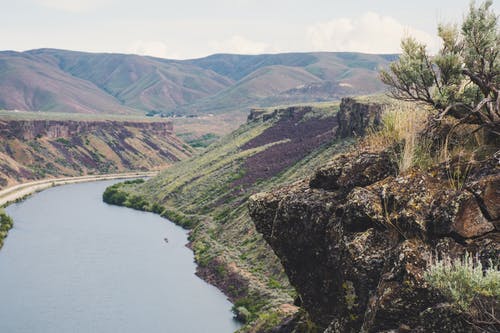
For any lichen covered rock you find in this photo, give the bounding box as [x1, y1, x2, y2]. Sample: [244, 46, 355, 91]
[309, 150, 397, 193]
[248, 150, 499, 332]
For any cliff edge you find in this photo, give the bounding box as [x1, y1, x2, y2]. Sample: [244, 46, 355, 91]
[248, 101, 499, 332]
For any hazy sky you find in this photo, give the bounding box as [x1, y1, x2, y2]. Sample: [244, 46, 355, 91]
[1, 0, 497, 59]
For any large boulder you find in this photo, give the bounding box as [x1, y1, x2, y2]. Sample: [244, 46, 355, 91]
[309, 150, 397, 193]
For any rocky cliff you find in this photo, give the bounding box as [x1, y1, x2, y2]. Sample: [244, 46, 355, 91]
[0, 119, 191, 188]
[0, 120, 174, 140]
[336, 97, 384, 139]
[248, 101, 499, 332]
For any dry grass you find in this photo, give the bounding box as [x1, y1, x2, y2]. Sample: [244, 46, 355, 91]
[359, 102, 429, 172]
[438, 118, 497, 190]
[360, 100, 496, 191]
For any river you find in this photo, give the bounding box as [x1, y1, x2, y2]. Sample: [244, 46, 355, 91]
[0, 180, 241, 333]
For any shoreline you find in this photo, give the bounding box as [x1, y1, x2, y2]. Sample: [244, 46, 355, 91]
[0, 172, 158, 207]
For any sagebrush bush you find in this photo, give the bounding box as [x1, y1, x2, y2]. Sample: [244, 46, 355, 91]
[424, 252, 500, 310]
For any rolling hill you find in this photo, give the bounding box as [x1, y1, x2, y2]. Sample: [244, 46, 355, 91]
[0, 49, 396, 115]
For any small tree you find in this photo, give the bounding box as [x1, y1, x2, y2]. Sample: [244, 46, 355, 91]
[380, 1, 499, 136]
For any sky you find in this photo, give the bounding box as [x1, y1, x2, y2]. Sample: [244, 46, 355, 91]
[0, 0, 497, 59]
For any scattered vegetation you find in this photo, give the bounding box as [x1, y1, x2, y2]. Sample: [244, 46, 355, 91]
[185, 133, 220, 148]
[0, 120, 191, 189]
[360, 102, 432, 172]
[0, 209, 13, 249]
[425, 252, 500, 330]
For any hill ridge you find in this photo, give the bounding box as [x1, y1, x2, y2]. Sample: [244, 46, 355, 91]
[0, 49, 396, 115]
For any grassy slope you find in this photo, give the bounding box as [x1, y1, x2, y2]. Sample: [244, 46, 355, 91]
[105, 103, 355, 327]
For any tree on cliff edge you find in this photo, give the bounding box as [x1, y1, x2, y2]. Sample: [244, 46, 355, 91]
[380, 0, 499, 136]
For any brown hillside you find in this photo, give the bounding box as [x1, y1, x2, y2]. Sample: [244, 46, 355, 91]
[0, 119, 192, 188]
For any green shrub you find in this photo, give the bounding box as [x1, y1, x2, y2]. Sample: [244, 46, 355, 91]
[150, 202, 164, 214]
[102, 185, 128, 205]
[0, 211, 13, 229]
[55, 138, 72, 146]
[161, 209, 196, 229]
[231, 295, 267, 323]
[424, 252, 500, 310]
[123, 179, 145, 185]
[0, 209, 13, 249]
[125, 195, 148, 211]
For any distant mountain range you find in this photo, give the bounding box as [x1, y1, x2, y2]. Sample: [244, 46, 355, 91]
[0, 49, 397, 115]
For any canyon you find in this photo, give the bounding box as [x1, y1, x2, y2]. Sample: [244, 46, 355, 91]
[0, 118, 191, 189]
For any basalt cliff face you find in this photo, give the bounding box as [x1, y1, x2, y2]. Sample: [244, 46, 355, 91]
[248, 103, 499, 332]
[0, 119, 191, 188]
[336, 97, 383, 139]
[0, 120, 174, 140]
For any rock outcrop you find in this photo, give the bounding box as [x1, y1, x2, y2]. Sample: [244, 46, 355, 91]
[249, 149, 499, 332]
[0, 120, 174, 140]
[246, 106, 312, 124]
[336, 97, 384, 138]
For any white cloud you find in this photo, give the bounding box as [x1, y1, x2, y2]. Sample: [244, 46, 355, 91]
[34, 0, 114, 13]
[127, 40, 181, 59]
[208, 36, 269, 55]
[307, 12, 441, 54]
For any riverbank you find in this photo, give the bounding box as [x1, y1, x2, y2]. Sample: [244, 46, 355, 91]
[0, 172, 158, 207]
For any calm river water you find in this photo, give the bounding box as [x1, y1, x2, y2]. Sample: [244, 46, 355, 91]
[0, 180, 240, 333]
